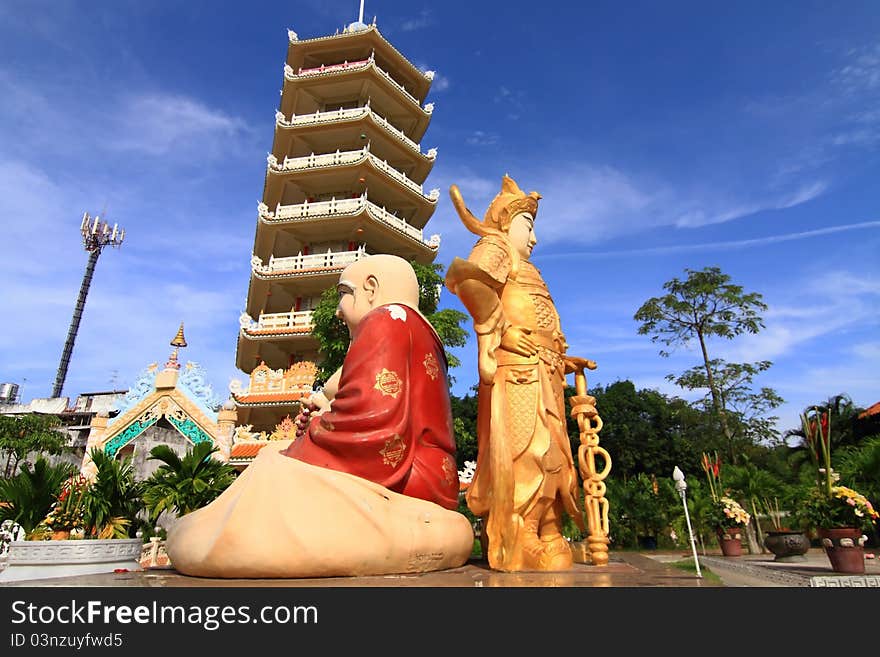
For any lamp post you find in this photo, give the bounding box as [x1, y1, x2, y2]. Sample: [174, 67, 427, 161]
[673, 466, 702, 578]
[51, 212, 125, 398]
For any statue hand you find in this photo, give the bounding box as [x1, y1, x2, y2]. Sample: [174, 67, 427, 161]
[295, 399, 323, 438]
[501, 326, 538, 357]
[564, 356, 597, 375]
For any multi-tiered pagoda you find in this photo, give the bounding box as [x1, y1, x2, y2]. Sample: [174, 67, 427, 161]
[230, 17, 441, 447]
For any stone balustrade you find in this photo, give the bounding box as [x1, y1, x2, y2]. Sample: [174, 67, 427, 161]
[239, 309, 315, 334]
[283, 54, 427, 111]
[251, 247, 366, 277]
[267, 147, 440, 201]
[275, 105, 432, 158]
[258, 197, 440, 250]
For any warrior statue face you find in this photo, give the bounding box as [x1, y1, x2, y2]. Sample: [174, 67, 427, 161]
[508, 211, 537, 260]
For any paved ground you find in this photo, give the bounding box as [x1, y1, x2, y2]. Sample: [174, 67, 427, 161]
[644, 547, 880, 587]
[2, 546, 877, 587]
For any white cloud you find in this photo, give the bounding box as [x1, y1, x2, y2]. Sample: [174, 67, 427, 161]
[400, 10, 431, 32]
[108, 93, 249, 156]
[465, 130, 498, 146]
[500, 163, 828, 245]
[432, 74, 451, 92]
[833, 44, 880, 95]
[545, 220, 880, 260]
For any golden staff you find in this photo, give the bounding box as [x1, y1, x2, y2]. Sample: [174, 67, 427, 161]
[569, 361, 612, 566]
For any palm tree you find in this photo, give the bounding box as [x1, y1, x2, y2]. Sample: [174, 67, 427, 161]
[0, 457, 76, 535]
[836, 436, 880, 505]
[81, 448, 144, 539]
[724, 457, 784, 551]
[784, 394, 861, 450]
[141, 442, 236, 523]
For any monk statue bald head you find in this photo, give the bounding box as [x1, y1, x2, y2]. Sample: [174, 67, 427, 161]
[335, 254, 421, 335]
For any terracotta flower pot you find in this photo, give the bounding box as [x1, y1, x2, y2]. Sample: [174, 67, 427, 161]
[716, 526, 742, 557]
[817, 527, 865, 574]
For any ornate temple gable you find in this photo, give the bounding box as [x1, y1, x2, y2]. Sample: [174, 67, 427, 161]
[177, 361, 223, 417]
[286, 24, 432, 103]
[229, 361, 317, 404]
[81, 332, 236, 479]
[99, 391, 219, 458]
[113, 363, 159, 419]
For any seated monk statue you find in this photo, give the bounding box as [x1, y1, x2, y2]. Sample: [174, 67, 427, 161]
[166, 254, 474, 578]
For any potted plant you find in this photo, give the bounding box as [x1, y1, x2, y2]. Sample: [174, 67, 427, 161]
[761, 496, 809, 562]
[43, 474, 88, 540]
[0, 449, 145, 582]
[798, 407, 879, 573]
[701, 452, 750, 556]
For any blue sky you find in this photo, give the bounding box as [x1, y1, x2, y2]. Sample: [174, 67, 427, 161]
[1, 1, 878, 439]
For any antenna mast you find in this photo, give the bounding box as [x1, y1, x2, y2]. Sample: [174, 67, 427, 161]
[52, 212, 125, 398]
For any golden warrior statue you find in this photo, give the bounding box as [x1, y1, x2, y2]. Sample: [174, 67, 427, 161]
[445, 174, 610, 571]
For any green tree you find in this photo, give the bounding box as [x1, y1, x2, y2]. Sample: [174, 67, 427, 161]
[836, 435, 880, 511]
[0, 414, 68, 478]
[412, 261, 469, 372]
[81, 448, 144, 539]
[0, 457, 76, 535]
[450, 388, 478, 466]
[311, 259, 469, 383]
[783, 394, 863, 450]
[141, 442, 237, 522]
[312, 285, 350, 383]
[634, 266, 780, 461]
[671, 359, 784, 447]
[567, 381, 707, 481]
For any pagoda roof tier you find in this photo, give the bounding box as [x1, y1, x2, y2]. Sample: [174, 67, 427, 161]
[273, 105, 436, 184]
[254, 196, 440, 260]
[280, 57, 433, 144]
[285, 25, 433, 105]
[263, 147, 439, 223]
[231, 391, 310, 406]
[235, 323, 318, 373]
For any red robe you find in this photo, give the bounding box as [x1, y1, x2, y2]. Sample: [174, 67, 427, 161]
[282, 303, 460, 510]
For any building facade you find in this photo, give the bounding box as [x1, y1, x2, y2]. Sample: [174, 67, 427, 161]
[230, 17, 441, 453]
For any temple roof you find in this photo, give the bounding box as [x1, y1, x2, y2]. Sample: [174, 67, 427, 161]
[285, 24, 431, 103]
[229, 442, 270, 460]
[858, 401, 880, 418]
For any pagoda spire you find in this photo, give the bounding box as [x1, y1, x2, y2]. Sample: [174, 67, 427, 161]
[171, 322, 188, 348]
[165, 322, 187, 370]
